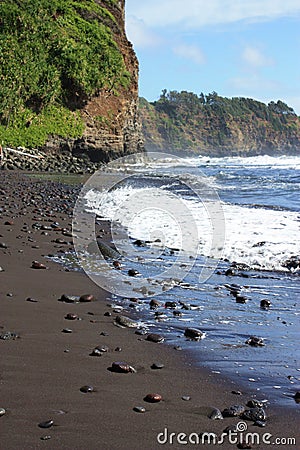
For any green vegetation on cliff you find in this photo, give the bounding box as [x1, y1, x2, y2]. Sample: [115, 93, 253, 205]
[0, 0, 129, 148]
[139, 90, 300, 155]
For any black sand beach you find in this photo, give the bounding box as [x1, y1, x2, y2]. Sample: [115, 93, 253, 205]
[0, 171, 299, 449]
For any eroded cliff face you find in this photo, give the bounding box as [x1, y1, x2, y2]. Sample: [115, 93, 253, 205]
[47, 0, 144, 162]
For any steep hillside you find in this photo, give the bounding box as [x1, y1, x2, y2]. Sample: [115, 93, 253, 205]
[0, 0, 144, 161]
[139, 91, 300, 156]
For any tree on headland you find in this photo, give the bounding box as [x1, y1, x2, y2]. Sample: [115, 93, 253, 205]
[268, 100, 296, 115]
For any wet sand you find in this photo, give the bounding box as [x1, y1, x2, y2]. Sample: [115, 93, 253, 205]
[0, 171, 299, 450]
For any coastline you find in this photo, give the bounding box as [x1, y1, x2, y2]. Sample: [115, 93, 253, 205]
[0, 171, 299, 449]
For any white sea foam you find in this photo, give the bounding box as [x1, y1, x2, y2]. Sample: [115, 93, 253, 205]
[85, 186, 213, 256]
[195, 154, 300, 170]
[139, 154, 300, 170]
[85, 185, 299, 272]
[222, 203, 299, 270]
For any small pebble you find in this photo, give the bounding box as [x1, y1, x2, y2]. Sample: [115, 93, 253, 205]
[209, 408, 223, 420]
[245, 336, 265, 347]
[133, 406, 146, 413]
[65, 313, 78, 320]
[116, 316, 139, 328]
[254, 420, 266, 428]
[59, 294, 80, 303]
[128, 269, 140, 277]
[40, 436, 52, 441]
[38, 420, 54, 429]
[222, 404, 245, 417]
[113, 261, 121, 269]
[79, 294, 95, 303]
[149, 299, 161, 309]
[110, 362, 136, 373]
[225, 268, 235, 276]
[181, 396, 191, 401]
[184, 327, 206, 340]
[260, 299, 271, 308]
[62, 328, 73, 333]
[144, 393, 162, 403]
[80, 385, 94, 393]
[294, 391, 300, 403]
[31, 261, 47, 269]
[146, 333, 164, 343]
[0, 408, 6, 416]
[26, 297, 38, 303]
[90, 348, 102, 357]
[165, 301, 177, 308]
[247, 399, 263, 408]
[151, 363, 164, 370]
[242, 407, 266, 421]
[97, 344, 110, 353]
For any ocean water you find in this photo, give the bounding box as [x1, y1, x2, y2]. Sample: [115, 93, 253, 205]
[72, 154, 300, 407]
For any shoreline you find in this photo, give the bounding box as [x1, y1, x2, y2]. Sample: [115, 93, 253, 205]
[0, 171, 299, 449]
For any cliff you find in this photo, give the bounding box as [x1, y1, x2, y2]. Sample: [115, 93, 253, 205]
[0, 0, 144, 162]
[139, 91, 300, 156]
[71, 0, 144, 161]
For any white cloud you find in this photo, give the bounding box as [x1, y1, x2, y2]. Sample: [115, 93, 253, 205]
[242, 46, 274, 67]
[229, 75, 279, 91]
[125, 16, 161, 48]
[126, 0, 300, 29]
[173, 44, 206, 64]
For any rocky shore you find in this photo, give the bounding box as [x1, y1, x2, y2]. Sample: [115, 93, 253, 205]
[1, 148, 102, 174]
[0, 171, 299, 449]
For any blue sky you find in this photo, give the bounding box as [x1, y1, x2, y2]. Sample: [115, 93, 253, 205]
[125, 0, 300, 114]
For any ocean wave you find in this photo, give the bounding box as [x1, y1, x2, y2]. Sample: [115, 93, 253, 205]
[194, 154, 300, 169]
[129, 154, 300, 171]
[85, 184, 299, 273]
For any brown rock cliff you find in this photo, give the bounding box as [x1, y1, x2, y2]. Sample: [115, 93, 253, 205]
[49, 0, 144, 162]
